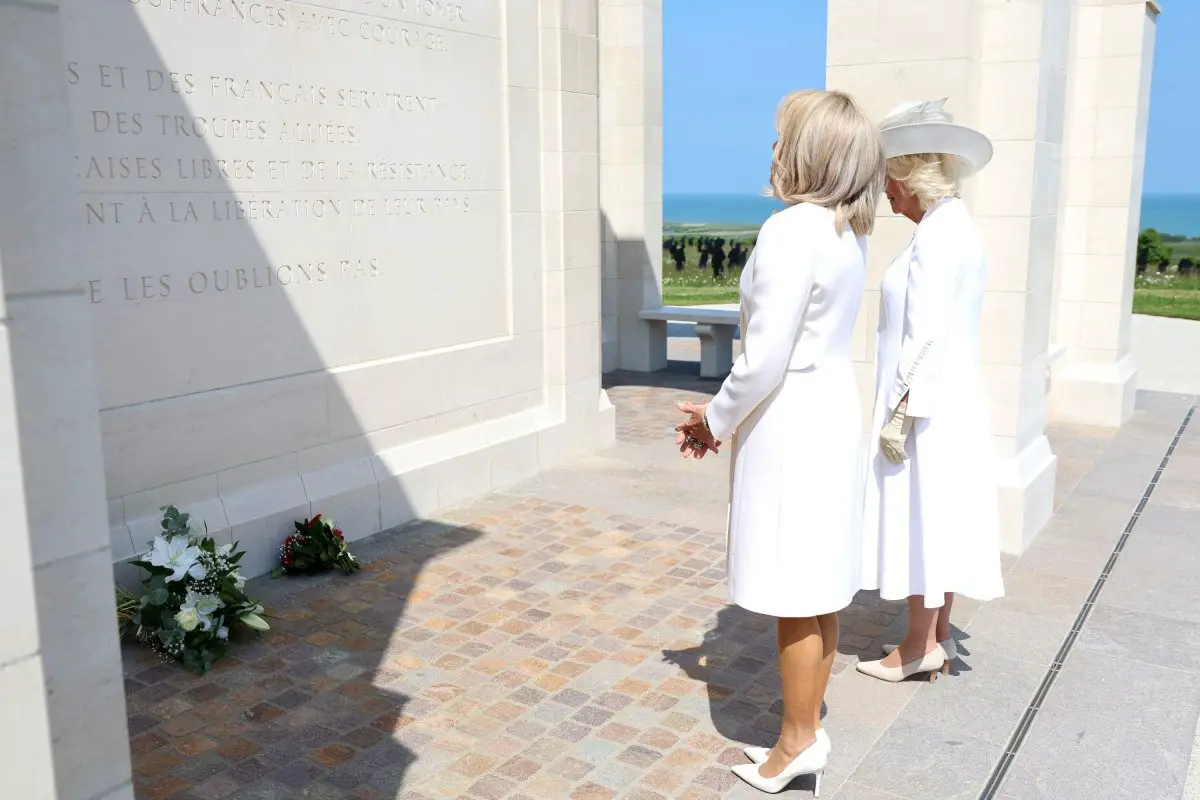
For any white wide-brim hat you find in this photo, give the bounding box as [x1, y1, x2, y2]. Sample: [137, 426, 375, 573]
[879, 98, 993, 175]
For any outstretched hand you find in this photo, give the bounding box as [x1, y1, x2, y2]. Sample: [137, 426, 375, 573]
[675, 401, 721, 459]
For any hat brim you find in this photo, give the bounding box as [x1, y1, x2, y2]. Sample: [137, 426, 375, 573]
[881, 122, 993, 175]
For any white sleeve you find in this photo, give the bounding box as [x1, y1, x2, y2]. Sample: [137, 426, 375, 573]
[705, 214, 815, 440]
[887, 228, 958, 418]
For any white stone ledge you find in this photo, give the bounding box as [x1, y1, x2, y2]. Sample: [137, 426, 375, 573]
[0, 0, 59, 14]
[113, 398, 614, 583]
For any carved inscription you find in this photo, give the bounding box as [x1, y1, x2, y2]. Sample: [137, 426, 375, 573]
[80, 193, 472, 229]
[108, 0, 470, 48]
[66, 5, 496, 266]
[65, 0, 505, 403]
[87, 258, 382, 304]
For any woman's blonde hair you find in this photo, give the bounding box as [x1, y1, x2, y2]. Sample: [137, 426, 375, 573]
[886, 153, 963, 212]
[769, 89, 885, 237]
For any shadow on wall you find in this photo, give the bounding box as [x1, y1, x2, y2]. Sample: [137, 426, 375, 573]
[62, 3, 486, 798]
[82, 0, 522, 590]
[600, 209, 669, 374]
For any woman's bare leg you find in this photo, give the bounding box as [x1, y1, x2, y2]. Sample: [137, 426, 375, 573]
[879, 596, 939, 667]
[759, 616, 822, 778]
[935, 593, 954, 644]
[813, 613, 838, 731]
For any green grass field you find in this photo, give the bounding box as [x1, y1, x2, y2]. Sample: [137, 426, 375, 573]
[662, 271, 740, 305]
[662, 230, 1200, 320]
[661, 235, 746, 305]
[1133, 271, 1200, 321]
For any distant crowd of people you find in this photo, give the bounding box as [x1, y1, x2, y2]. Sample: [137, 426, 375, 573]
[664, 235, 753, 275]
[1140, 256, 1195, 275]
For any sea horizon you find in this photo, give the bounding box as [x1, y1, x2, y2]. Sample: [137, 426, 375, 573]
[664, 191, 1200, 237]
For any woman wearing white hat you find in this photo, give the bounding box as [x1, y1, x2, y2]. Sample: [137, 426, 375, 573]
[856, 99, 1005, 683]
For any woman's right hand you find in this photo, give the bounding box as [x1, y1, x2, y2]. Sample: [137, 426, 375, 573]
[676, 402, 721, 459]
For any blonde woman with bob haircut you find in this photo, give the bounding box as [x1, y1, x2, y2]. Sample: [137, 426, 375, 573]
[676, 89, 884, 794]
[857, 99, 1005, 684]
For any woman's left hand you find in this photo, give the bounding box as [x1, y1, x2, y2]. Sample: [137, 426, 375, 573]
[676, 401, 721, 459]
[879, 397, 912, 464]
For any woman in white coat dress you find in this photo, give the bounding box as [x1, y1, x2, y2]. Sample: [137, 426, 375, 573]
[856, 100, 1005, 684]
[677, 90, 884, 794]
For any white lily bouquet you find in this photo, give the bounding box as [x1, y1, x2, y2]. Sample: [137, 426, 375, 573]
[124, 506, 270, 674]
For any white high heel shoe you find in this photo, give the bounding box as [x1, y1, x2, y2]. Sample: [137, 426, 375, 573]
[744, 728, 830, 765]
[855, 644, 949, 683]
[731, 739, 827, 795]
[882, 637, 957, 663]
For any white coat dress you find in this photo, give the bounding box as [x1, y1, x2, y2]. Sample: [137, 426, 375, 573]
[861, 198, 1005, 607]
[705, 202, 867, 619]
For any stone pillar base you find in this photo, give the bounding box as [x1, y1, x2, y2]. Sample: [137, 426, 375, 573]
[996, 434, 1058, 555]
[1049, 354, 1137, 428]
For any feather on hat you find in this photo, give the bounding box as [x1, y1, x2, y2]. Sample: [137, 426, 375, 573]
[879, 98, 993, 175]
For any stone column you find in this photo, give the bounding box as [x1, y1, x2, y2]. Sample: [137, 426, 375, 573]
[827, 0, 1067, 552]
[1049, 0, 1160, 427]
[537, 0, 616, 461]
[599, 0, 666, 373]
[0, 1, 133, 797]
[0, 316, 58, 791]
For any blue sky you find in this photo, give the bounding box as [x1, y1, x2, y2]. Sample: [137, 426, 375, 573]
[664, 1, 1195, 196]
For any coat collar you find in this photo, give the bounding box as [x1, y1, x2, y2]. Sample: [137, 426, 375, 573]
[918, 196, 958, 225]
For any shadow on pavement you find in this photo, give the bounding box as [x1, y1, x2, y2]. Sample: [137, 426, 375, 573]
[661, 606, 976, 746]
[123, 519, 481, 798]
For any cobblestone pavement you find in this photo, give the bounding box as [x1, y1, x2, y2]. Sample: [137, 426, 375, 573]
[122, 368, 1200, 800]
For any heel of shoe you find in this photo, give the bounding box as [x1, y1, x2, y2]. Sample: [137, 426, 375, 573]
[941, 659, 951, 675]
[813, 770, 823, 797]
[731, 741, 828, 794]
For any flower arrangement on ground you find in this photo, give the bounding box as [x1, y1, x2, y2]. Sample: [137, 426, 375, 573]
[122, 505, 269, 675]
[277, 513, 360, 576]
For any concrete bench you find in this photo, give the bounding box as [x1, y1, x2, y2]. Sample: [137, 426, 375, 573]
[639, 305, 740, 378]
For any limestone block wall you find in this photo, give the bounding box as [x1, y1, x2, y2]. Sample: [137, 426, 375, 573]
[827, 0, 987, 431]
[53, 0, 613, 583]
[827, 0, 1069, 553]
[0, 0, 133, 796]
[600, 0, 666, 373]
[1049, 0, 1160, 427]
[972, 0, 1071, 552]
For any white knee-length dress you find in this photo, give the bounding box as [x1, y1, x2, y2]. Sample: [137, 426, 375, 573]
[861, 198, 1005, 607]
[705, 203, 867, 619]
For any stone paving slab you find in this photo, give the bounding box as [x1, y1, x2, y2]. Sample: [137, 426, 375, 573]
[120, 368, 1199, 800]
[983, 393, 1199, 800]
[1131, 315, 1200, 396]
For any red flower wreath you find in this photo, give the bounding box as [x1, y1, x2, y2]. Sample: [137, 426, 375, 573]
[277, 514, 359, 576]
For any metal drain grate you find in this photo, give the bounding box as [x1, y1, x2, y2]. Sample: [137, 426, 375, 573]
[978, 405, 1196, 799]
